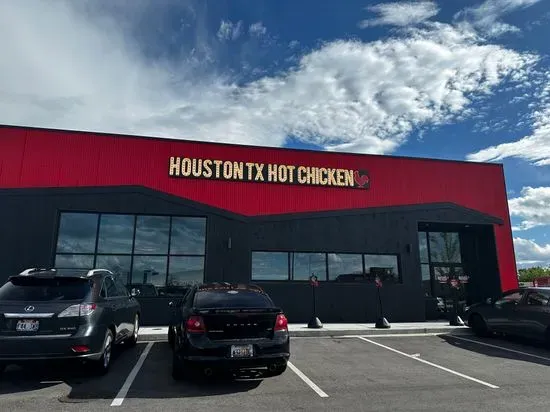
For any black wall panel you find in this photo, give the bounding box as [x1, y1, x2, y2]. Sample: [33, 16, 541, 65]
[0, 187, 502, 325]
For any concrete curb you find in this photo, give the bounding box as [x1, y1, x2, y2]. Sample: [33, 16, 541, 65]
[138, 327, 472, 341]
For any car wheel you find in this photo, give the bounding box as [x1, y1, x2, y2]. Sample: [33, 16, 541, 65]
[470, 314, 490, 337]
[92, 329, 114, 375]
[126, 314, 139, 347]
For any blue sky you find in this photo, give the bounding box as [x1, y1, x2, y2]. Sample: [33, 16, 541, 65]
[1, 0, 550, 267]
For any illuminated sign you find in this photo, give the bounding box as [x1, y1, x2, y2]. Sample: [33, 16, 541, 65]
[168, 156, 370, 189]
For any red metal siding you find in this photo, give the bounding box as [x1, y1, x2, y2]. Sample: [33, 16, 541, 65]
[0, 126, 518, 291]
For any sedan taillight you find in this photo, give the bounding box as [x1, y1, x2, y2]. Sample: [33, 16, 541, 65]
[274, 313, 288, 332]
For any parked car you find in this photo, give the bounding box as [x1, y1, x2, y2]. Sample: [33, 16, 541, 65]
[168, 282, 290, 380]
[464, 287, 550, 344]
[0, 267, 141, 375]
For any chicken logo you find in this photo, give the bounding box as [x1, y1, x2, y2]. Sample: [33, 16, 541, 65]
[353, 170, 370, 188]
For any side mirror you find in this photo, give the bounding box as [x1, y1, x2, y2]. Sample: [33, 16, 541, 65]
[168, 301, 174, 308]
[485, 297, 493, 305]
[130, 288, 138, 297]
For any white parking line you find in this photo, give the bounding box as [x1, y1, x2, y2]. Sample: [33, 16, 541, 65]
[450, 335, 550, 362]
[111, 342, 155, 406]
[357, 337, 499, 389]
[287, 361, 329, 398]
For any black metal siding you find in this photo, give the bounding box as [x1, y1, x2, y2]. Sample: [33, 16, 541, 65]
[0, 187, 502, 325]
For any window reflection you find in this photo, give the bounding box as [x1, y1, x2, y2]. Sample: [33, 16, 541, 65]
[168, 256, 204, 286]
[364, 254, 400, 283]
[328, 253, 363, 281]
[418, 232, 429, 263]
[56, 213, 98, 253]
[55, 254, 94, 269]
[97, 215, 134, 254]
[134, 216, 170, 254]
[291, 253, 326, 280]
[132, 256, 167, 287]
[95, 255, 132, 282]
[251, 252, 289, 280]
[429, 232, 461, 263]
[421, 264, 431, 296]
[170, 217, 206, 255]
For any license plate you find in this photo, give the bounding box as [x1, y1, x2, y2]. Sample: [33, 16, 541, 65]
[16, 319, 40, 332]
[230, 344, 253, 358]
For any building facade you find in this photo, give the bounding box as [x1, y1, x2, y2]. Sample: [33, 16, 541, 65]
[0, 125, 518, 325]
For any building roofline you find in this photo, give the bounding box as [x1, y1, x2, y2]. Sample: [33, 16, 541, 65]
[0, 123, 504, 168]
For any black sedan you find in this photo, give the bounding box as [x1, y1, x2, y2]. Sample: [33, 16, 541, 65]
[0, 268, 141, 375]
[168, 282, 290, 380]
[465, 287, 550, 344]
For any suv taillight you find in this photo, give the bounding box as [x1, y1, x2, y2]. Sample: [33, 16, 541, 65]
[186, 315, 206, 333]
[58, 303, 97, 317]
[274, 313, 288, 332]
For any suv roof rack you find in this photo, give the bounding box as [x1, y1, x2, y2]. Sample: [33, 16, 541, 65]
[19, 267, 57, 276]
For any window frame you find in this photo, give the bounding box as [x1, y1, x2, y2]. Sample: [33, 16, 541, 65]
[53, 211, 208, 289]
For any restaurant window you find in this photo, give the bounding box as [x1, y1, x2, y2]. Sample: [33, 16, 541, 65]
[328, 253, 363, 282]
[251, 252, 289, 281]
[54, 212, 207, 291]
[290, 252, 327, 281]
[364, 254, 401, 284]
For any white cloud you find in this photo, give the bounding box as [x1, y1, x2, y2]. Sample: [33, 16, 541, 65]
[466, 78, 550, 165]
[0, 2, 538, 153]
[508, 186, 550, 230]
[514, 237, 550, 266]
[455, 0, 543, 37]
[249, 22, 266, 37]
[358, 1, 439, 28]
[217, 19, 242, 41]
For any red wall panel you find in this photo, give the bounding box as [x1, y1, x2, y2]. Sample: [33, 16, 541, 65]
[0, 126, 518, 290]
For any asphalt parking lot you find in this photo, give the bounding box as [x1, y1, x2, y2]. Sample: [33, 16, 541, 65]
[2, 333, 550, 412]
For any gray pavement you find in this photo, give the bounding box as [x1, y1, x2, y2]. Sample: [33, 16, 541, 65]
[2, 332, 550, 411]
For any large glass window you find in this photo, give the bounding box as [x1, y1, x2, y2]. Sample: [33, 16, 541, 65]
[364, 254, 400, 283]
[291, 252, 327, 281]
[429, 232, 461, 263]
[251, 251, 401, 284]
[170, 217, 206, 255]
[54, 213, 207, 290]
[97, 214, 134, 254]
[251, 252, 289, 281]
[56, 213, 98, 253]
[328, 253, 363, 281]
[134, 216, 170, 255]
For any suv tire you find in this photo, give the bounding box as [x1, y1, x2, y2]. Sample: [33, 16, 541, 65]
[92, 329, 114, 375]
[126, 314, 139, 347]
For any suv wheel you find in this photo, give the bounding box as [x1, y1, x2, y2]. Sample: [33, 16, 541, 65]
[127, 314, 139, 347]
[470, 314, 489, 337]
[92, 329, 114, 375]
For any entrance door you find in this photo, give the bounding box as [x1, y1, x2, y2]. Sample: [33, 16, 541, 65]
[432, 265, 467, 316]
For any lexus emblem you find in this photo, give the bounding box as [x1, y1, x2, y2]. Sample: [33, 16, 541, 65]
[24, 306, 35, 312]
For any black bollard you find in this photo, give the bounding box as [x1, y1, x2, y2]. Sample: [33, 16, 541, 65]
[449, 279, 465, 326]
[375, 277, 391, 329]
[307, 274, 323, 329]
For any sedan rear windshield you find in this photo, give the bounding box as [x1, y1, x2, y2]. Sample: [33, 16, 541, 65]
[0, 277, 93, 301]
[194, 290, 274, 309]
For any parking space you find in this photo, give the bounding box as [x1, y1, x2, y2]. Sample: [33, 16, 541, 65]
[2, 333, 550, 411]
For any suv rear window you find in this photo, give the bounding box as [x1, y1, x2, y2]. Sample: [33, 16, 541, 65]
[194, 290, 274, 308]
[0, 277, 93, 301]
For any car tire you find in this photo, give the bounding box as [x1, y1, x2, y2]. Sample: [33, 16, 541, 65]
[470, 314, 490, 337]
[126, 314, 139, 347]
[91, 329, 114, 375]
